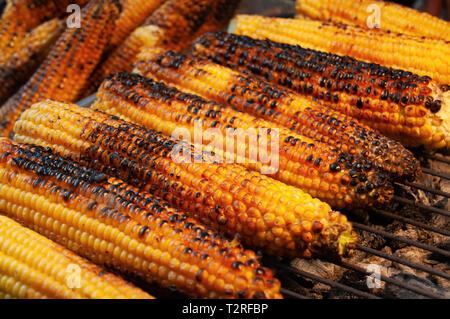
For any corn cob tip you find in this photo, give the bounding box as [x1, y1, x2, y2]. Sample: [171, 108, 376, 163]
[310, 216, 357, 259]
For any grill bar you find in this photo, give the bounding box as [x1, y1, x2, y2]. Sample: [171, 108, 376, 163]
[423, 154, 450, 165]
[422, 168, 450, 180]
[370, 208, 450, 236]
[397, 181, 450, 198]
[356, 244, 450, 281]
[275, 262, 382, 299]
[352, 222, 450, 258]
[280, 288, 311, 299]
[337, 260, 444, 299]
[393, 196, 450, 217]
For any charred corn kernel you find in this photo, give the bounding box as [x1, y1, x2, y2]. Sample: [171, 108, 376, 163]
[0, 138, 282, 299]
[0, 19, 63, 104]
[0, 215, 153, 299]
[0, 0, 121, 138]
[109, 0, 165, 48]
[94, 72, 393, 208]
[295, 0, 450, 41]
[135, 49, 420, 179]
[14, 100, 357, 258]
[0, 0, 90, 60]
[194, 32, 450, 149]
[233, 15, 450, 85]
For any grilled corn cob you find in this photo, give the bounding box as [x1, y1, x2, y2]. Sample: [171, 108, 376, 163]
[0, 138, 283, 298]
[0, 0, 121, 138]
[109, 0, 165, 49]
[233, 15, 450, 85]
[14, 100, 357, 258]
[295, 0, 450, 41]
[0, 19, 63, 104]
[82, 0, 239, 96]
[135, 49, 420, 179]
[194, 32, 450, 149]
[0, 0, 90, 59]
[95, 72, 393, 208]
[0, 215, 153, 299]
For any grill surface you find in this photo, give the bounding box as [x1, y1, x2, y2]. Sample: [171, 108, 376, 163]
[77, 94, 449, 299]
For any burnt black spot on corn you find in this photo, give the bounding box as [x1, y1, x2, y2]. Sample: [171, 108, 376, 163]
[134, 49, 420, 179]
[193, 32, 450, 150]
[0, 138, 282, 299]
[14, 100, 358, 259]
[0, 0, 121, 138]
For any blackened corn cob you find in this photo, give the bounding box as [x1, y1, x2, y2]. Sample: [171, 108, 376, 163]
[94, 72, 393, 208]
[295, 0, 450, 41]
[193, 32, 450, 149]
[0, 19, 63, 104]
[14, 100, 357, 258]
[0, 0, 90, 59]
[0, 138, 282, 298]
[135, 49, 420, 179]
[233, 15, 450, 85]
[109, 0, 165, 49]
[0, 0, 121, 138]
[0, 215, 153, 299]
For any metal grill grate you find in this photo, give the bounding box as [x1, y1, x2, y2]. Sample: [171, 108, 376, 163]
[273, 152, 450, 299]
[77, 94, 449, 299]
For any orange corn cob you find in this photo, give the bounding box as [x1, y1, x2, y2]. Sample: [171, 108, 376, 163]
[81, 0, 239, 97]
[0, 138, 282, 298]
[81, 25, 160, 97]
[0, 19, 63, 104]
[0, 0, 90, 59]
[295, 0, 450, 41]
[109, 0, 165, 49]
[0, 215, 153, 299]
[233, 15, 450, 85]
[13, 100, 357, 258]
[94, 72, 394, 209]
[191, 0, 241, 38]
[194, 32, 450, 149]
[135, 49, 420, 179]
[0, 0, 121, 138]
